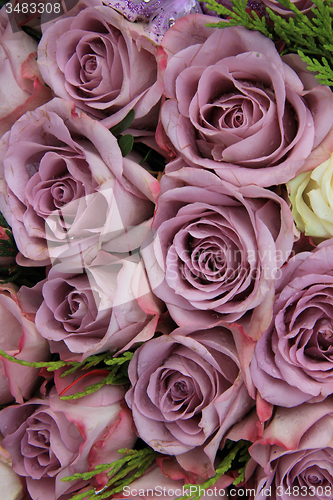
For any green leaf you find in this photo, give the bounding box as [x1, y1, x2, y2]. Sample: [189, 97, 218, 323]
[118, 134, 134, 157]
[109, 110, 135, 136]
[174, 440, 251, 500]
[204, 0, 333, 87]
[0, 350, 130, 376]
[0, 349, 73, 371]
[62, 447, 157, 500]
[0, 349, 133, 401]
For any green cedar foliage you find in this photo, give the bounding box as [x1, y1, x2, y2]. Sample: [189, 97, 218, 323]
[204, 0, 333, 86]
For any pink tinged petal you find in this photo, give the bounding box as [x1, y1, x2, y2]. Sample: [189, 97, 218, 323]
[88, 406, 136, 489]
[255, 398, 333, 451]
[226, 408, 261, 443]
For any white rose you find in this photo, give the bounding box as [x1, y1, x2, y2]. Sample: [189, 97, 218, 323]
[288, 153, 333, 239]
[0, 438, 24, 500]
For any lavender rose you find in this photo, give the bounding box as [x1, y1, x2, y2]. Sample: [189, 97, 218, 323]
[142, 164, 295, 332]
[250, 399, 333, 499]
[37, 5, 163, 130]
[35, 250, 162, 360]
[0, 98, 159, 265]
[0, 5, 51, 138]
[125, 323, 254, 478]
[0, 369, 136, 500]
[0, 283, 49, 404]
[251, 239, 333, 407]
[158, 16, 333, 187]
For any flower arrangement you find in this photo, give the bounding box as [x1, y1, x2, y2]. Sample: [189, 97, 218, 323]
[1, 0, 333, 499]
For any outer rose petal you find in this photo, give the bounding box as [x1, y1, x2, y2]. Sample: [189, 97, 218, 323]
[249, 398, 333, 499]
[0, 7, 51, 138]
[0, 283, 50, 404]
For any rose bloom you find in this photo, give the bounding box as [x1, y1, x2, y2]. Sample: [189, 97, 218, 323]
[251, 239, 333, 407]
[0, 98, 159, 265]
[0, 369, 136, 500]
[158, 16, 333, 187]
[0, 5, 51, 139]
[37, 5, 163, 131]
[0, 282, 49, 404]
[288, 152, 333, 239]
[35, 250, 162, 360]
[142, 163, 295, 333]
[249, 399, 333, 499]
[126, 322, 255, 478]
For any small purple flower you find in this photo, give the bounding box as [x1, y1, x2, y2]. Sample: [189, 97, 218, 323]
[104, 0, 202, 42]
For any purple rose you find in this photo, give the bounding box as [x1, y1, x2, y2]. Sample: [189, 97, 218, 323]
[0, 98, 160, 265]
[125, 323, 254, 478]
[142, 164, 295, 333]
[250, 398, 333, 499]
[251, 240, 333, 407]
[158, 16, 333, 187]
[0, 369, 136, 500]
[35, 250, 162, 360]
[37, 5, 163, 131]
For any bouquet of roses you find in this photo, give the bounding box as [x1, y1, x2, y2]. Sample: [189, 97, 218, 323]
[1, 0, 333, 498]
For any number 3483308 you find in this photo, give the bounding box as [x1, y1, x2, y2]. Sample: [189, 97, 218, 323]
[5, 2, 61, 14]
[276, 486, 332, 496]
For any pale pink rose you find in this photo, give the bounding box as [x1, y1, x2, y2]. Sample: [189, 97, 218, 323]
[0, 6, 51, 139]
[158, 16, 333, 187]
[34, 250, 163, 360]
[0, 98, 160, 265]
[37, 5, 163, 131]
[249, 398, 333, 499]
[0, 369, 136, 500]
[126, 322, 255, 478]
[142, 163, 295, 334]
[250, 239, 333, 407]
[0, 282, 49, 404]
